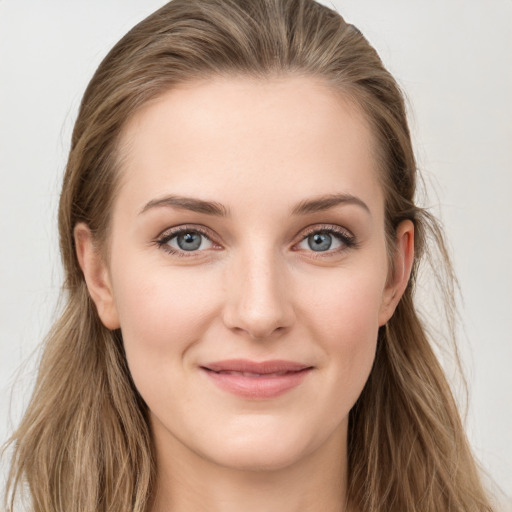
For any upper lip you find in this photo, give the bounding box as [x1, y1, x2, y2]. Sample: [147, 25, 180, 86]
[201, 359, 312, 374]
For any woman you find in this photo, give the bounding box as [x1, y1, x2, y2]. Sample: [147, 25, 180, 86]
[3, 0, 496, 510]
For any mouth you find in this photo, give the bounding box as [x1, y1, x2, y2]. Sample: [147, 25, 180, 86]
[200, 359, 313, 399]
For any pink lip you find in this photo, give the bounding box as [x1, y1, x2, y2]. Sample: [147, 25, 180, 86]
[200, 359, 313, 399]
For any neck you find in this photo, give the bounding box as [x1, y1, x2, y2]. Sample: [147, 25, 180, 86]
[149, 423, 350, 512]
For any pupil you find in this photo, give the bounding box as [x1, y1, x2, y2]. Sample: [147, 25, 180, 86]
[177, 232, 202, 251]
[308, 233, 332, 252]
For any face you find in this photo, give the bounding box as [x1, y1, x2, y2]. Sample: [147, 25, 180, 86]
[77, 76, 413, 474]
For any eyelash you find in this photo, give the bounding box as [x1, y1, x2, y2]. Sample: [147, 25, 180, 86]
[154, 224, 358, 258]
[297, 225, 358, 258]
[155, 225, 217, 258]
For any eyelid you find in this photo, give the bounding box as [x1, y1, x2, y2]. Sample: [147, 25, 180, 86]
[156, 224, 216, 242]
[154, 224, 221, 257]
[153, 223, 357, 258]
[298, 223, 354, 239]
[292, 223, 357, 255]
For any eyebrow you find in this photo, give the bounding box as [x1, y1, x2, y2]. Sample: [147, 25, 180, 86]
[140, 195, 229, 216]
[291, 193, 371, 216]
[139, 193, 370, 217]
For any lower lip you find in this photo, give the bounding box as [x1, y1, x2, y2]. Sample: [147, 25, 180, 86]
[201, 368, 312, 399]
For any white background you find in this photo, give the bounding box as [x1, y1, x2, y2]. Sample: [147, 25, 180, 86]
[1, 0, 511, 505]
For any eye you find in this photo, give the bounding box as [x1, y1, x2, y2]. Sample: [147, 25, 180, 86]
[156, 226, 216, 256]
[296, 226, 356, 254]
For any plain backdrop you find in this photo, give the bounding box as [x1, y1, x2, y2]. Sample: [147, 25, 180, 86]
[1, 0, 511, 505]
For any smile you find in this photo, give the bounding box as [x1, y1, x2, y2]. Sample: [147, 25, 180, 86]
[213, 370, 293, 377]
[200, 359, 313, 399]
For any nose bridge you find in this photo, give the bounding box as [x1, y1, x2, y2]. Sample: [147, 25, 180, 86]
[223, 242, 294, 339]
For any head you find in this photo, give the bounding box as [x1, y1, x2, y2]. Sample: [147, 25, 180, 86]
[8, 1, 490, 511]
[62, 0, 424, 504]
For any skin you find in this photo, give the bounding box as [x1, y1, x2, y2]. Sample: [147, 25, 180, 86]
[75, 76, 414, 512]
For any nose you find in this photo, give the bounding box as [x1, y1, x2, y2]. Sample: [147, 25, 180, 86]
[222, 249, 295, 340]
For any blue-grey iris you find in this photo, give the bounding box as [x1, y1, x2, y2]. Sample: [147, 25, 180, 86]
[308, 232, 332, 251]
[177, 232, 202, 251]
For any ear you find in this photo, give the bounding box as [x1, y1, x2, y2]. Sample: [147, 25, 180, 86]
[74, 223, 120, 330]
[378, 219, 415, 326]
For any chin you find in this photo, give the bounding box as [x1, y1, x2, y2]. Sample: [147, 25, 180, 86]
[206, 440, 310, 473]
[198, 418, 339, 473]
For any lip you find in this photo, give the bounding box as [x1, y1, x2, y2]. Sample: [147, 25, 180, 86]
[200, 359, 313, 399]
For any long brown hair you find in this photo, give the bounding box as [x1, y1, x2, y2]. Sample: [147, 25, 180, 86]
[4, 0, 494, 510]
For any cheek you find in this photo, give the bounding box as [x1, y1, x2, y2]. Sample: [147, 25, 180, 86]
[109, 265, 225, 425]
[302, 265, 386, 338]
[300, 268, 385, 395]
[110, 262, 221, 374]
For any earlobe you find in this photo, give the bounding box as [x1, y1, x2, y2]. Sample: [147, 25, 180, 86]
[378, 220, 415, 326]
[74, 223, 120, 330]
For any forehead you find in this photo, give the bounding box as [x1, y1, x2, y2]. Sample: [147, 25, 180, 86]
[115, 75, 384, 219]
